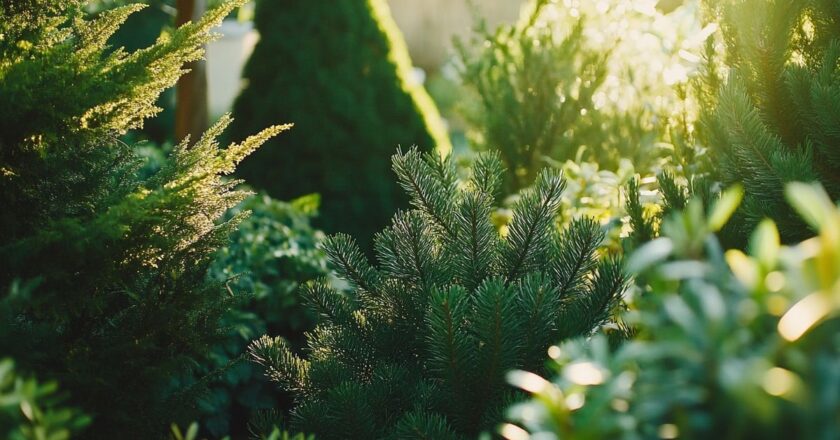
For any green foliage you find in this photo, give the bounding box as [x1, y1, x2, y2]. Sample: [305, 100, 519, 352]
[458, 0, 709, 193]
[248, 149, 626, 439]
[229, 0, 451, 252]
[0, 357, 90, 440]
[197, 194, 328, 437]
[697, 0, 840, 244]
[0, 1, 282, 437]
[211, 193, 328, 344]
[92, 0, 178, 144]
[169, 421, 312, 440]
[623, 171, 718, 252]
[506, 183, 840, 439]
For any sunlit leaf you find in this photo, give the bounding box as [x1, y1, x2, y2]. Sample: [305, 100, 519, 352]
[708, 184, 743, 232]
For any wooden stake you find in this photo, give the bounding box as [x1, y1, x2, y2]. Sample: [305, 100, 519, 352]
[175, 0, 208, 144]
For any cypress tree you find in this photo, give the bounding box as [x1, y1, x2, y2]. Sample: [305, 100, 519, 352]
[249, 149, 626, 439]
[0, 1, 282, 437]
[229, 0, 451, 252]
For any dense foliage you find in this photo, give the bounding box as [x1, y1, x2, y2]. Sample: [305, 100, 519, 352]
[458, 0, 710, 193]
[198, 194, 328, 437]
[248, 149, 626, 439]
[229, 0, 451, 252]
[506, 182, 840, 439]
[4, 0, 840, 437]
[697, 0, 840, 244]
[0, 0, 283, 437]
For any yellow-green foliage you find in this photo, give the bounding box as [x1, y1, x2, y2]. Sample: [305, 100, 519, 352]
[0, 1, 282, 437]
[458, 0, 712, 193]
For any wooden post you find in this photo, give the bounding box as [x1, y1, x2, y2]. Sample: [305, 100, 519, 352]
[175, 0, 209, 144]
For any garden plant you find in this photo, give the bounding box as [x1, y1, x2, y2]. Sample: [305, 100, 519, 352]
[2, 0, 840, 438]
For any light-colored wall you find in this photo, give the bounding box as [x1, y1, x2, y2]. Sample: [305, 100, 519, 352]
[387, 0, 525, 71]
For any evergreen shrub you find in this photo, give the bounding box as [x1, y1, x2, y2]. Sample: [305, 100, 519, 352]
[697, 0, 840, 243]
[229, 0, 451, 252]
[0, 1, 282, 436]
[248, 149, 627, 439]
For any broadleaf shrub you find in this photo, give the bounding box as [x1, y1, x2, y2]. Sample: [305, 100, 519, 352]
[507, 182, 840, 439]
[196, 193, 328, 437]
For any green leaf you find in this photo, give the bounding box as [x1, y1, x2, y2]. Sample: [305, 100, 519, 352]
[625, 238, 674, 274]
[785, 182, 835, 231]
[750, 219, 780, 269]
[708, 184, 743, 232]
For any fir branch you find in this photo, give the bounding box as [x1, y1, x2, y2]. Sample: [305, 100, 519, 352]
[392, 148, 457, 240]
[625, 176, 655, 246]
[502, 169, 566, 281]
[551, 217, 604, 297]
[556, 256, 625, 339]
[452, 191, 498, 291]
[249, 335, 310, 392]
[323, 233, 381, 293]
[471, 151, 504, 198]
[426, 286, 472, 389]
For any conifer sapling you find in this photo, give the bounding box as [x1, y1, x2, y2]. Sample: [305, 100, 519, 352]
[249, 149, 626, 439]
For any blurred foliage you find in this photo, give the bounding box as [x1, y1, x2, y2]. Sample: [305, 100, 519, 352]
[168, 421, 312, 440]
[506, 182, 840, 439]
[691, 0, 840, 246]
[0, 357, 90, 440]
[229, 0, 451, 253]
[457, 0, 714, 193]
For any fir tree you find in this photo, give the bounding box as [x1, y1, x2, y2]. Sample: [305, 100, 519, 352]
[229, 0, 451, 253]
[0, 1, 282, 437]
[697, 0, 840, 244]
[249, 149, 626, 439]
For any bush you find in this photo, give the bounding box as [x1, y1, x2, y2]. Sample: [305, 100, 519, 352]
[196, 194, 329, 437]
[0, 1, 282, 437]
[248, 149, 626, 439]
[229, 0, 451, 252]
[506, 183, 840, 439]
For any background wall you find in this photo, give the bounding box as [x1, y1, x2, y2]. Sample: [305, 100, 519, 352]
[387, 0, 525, 71]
